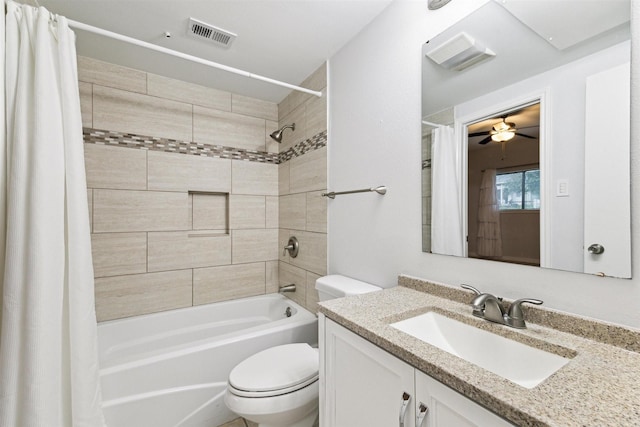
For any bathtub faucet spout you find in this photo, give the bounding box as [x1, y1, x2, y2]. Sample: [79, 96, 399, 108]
[279, 284, 296, 293]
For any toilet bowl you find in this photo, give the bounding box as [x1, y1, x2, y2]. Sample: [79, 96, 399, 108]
[224, 343, 319, 427]
[225, 275, 382, 427]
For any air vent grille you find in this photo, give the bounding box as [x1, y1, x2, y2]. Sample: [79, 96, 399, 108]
[188, 18, 236, 49]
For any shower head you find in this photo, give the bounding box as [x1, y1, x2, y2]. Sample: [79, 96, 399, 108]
[269, 123, 295, 143]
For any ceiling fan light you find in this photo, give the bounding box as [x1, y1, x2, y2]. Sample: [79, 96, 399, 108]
[491, 130, 515, 142]
[493, 121, 511, 132]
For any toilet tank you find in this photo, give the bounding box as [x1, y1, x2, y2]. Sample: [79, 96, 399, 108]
[315, 275, 382, 302]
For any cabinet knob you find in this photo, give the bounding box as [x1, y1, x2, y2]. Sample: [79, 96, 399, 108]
[399, 391, 411, 427]
[587, 243, 605, 255]
[417, 402, 429, 427]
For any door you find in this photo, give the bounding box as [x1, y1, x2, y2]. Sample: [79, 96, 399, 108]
[583, 62, 631, 277]
[323, 319, 415, 427]
[414, 371, 515, 427]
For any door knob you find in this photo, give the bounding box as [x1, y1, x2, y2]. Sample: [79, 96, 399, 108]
[587, 244, 605, 255]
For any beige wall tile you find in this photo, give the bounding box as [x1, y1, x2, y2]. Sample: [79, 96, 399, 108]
[278, 96, 292, 122]
[91, 232, 147, 278]
[289, 147, 327, 194]
[279, 261, 306, 307]
[78, 56, 147, 94]
[266, 260, 279, 294]
[302, 63, 327, 93]
[229, 195, 265, 229]
[84, 144, 147, 190]
[306, 271, 322, 314]
[93, 189, 189, 232]
[286, 91, 312, 124]
[266, 120, 279, 154]
[306, 92, 327, 139]
[79, 81, 92, 128]
[95, 270, 192, 321]
[232, 229, 278, 264]
[278, 162, 290, 196]
[278, 106, 305, 152]
[193, 106, 266, 151]
[148, 232, 231, 272]
[193, 193, 228, 231]
[93, 85, 192, 142]
[232, 94, 278, 121]
[278, 63, 326, 124]
[232, 160, 278, 196]
[193, 262, 265, 305]
[280, 193, 306, 230]
[265, 196, 278, 229]
[147, 151, 231, 192]
[306, 190, 327, 233]
[87, 190, 93, 232]
[289, 230, 327, 276]
[147, 73, 231, 111]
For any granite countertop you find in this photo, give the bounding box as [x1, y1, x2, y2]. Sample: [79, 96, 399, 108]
[318, 281, 640, 427]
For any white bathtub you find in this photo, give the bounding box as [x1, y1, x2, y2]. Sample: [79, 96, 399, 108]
[98, 294, 318, 427]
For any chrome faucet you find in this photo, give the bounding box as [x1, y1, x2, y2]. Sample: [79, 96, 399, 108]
[460, 284, 543, 329]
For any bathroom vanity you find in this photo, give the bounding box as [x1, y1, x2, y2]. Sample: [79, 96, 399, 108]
[318, 276, 640, 427]
[321, 318, 514, 426]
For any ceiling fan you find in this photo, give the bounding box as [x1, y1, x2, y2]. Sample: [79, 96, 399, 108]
[468, 115, 537, 145]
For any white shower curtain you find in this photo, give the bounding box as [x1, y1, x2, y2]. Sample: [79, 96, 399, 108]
[477, 169, 503, 258]
[0, 2, 106, 426]
[431, 126, 464, 256]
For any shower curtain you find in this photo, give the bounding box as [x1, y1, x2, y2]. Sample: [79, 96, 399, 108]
[477, 169, 503, 258]
[431, 126, 464, 256]
[0, 2, 106, 426]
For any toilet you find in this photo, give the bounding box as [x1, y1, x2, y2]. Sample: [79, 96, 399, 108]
[224, 274, 382, 427]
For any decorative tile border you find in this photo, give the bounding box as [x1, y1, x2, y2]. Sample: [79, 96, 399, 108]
[277, 130, 327, 163]
[82, 128, 327, 165]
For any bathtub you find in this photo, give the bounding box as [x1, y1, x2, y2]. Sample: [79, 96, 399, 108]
[97, 294, 318, 427]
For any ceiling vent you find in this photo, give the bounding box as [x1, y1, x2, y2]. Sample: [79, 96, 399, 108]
[425, 32, 495, 71]
[187, 18, 236, 49]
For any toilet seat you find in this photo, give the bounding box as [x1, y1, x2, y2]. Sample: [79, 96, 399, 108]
[228, 343, 319, 398]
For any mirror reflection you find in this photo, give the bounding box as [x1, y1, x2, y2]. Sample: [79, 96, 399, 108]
[421, 0, 631, 278]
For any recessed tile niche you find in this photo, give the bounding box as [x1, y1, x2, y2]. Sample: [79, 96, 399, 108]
[191, 192, 229, 232]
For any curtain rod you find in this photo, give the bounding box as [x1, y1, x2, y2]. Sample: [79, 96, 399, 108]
[64, 17, 323, 98]
[422, 120, 444, 128]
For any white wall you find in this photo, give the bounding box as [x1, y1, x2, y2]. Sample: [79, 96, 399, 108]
[328, 0, 640, 328]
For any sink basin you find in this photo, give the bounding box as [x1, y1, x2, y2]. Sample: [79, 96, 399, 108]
[390, 312, 570, 388]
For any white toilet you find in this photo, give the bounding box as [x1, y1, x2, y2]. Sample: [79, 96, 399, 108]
[224, 275, 382, 427]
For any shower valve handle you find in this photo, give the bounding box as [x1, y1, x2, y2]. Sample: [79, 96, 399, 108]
[283, 236, 299, 258]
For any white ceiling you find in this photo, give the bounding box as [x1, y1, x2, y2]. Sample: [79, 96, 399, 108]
[422, 0, 631, 117]
[39, 0, 394, 103]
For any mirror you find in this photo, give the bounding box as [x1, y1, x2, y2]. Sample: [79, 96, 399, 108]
[421, 0, 631, 278]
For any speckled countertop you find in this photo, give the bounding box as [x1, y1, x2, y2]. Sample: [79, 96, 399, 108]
[318, 277, 640, 427]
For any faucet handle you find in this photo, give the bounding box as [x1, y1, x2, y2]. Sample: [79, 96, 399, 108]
[460, 284, 481, 295]
[505, 298, 543, 328]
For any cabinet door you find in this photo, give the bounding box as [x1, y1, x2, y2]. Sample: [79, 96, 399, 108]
[323, 318, 415, 427]
[415, 371, 515, 427]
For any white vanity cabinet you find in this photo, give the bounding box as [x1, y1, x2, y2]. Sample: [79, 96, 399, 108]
[320, 316, 515, 427]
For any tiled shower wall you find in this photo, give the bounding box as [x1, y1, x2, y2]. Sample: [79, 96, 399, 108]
[79, 57, 282, 321]
[277, 65, 328, 314]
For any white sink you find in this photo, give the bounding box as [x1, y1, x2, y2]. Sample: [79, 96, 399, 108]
[390, 312, 571, 389]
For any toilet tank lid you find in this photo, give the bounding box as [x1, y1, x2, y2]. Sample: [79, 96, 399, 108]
[315, 274, 382, 297]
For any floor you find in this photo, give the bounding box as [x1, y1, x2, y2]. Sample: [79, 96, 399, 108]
[218, 416, 319, 427]
[218, 418, 258, 427]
